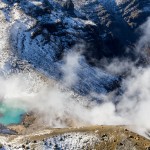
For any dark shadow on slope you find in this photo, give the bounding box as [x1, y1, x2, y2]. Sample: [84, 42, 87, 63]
[81, 1, 137, 62]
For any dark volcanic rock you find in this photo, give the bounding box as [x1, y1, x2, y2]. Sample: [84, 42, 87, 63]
[63, 0, 74, 12]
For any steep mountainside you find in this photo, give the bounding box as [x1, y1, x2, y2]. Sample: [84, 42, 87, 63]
[0, 0, 150, 149]
[0, 0, 149, 95]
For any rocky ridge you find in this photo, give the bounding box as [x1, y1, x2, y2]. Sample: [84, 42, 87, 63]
[1, 126, 150, 150]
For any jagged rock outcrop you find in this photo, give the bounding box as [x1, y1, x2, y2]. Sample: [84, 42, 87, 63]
[118, 0, 150, 28]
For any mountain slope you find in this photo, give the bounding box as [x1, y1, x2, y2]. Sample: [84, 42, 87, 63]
[0, 0, 150, 149]
[0, 0, 149, 95]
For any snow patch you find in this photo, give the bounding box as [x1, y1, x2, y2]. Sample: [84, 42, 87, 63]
[43, 132, 100, 149]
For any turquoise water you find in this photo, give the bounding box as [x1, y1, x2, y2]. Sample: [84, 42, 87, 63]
[0, 103, 25, 125]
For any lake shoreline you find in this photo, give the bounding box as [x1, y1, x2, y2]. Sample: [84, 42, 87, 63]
[7, 112, 37, 135]
[0, 103, 26, 126]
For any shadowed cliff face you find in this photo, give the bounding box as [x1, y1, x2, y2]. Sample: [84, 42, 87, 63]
[54, 0, 150, 61]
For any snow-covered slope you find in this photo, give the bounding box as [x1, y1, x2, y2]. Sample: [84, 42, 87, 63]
[0, 0, 149, 97]
[0, 0, 120, 96]
[43, 132, 100, 149]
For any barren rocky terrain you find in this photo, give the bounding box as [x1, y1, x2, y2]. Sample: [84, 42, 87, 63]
[1, 126, 150, 150]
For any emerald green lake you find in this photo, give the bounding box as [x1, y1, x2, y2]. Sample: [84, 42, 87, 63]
[0, 103, 25, 125]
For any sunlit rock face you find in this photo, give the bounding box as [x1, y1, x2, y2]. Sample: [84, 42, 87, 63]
[117, 0, 150, 28]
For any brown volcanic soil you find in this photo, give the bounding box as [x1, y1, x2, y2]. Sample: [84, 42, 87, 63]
[5, 113, 150, 149]
[1, 125, 150, 150]
[1, 111, 150, 149]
